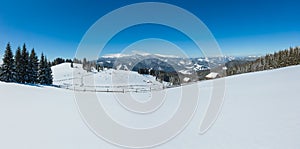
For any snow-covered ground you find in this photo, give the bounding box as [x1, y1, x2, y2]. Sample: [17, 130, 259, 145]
[0, 65, 300, 148]
[52, 63, 163, 92]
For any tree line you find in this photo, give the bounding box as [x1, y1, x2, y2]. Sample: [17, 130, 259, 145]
[51, 57, 73, 66]
[136, 68, 181, 85]
[226, 46, 300, 76]
[0, 43, 53, 85]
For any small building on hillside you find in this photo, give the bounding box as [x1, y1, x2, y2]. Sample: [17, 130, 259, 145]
[205, 72, 220, 79]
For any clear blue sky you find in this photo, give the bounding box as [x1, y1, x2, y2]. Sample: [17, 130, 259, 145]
[0, 0, 300, 60]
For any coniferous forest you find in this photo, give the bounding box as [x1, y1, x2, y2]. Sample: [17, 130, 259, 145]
[226, 47, 300, 76]
[0, 43, 53, 85]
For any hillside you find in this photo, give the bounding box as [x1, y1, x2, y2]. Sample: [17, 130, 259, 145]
[0, 65, 300, 148]
[52, 63, 164, 92]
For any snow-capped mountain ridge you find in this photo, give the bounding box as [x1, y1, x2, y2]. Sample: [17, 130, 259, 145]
[101, 51, 180, 59]
[99, 53, 258, 71]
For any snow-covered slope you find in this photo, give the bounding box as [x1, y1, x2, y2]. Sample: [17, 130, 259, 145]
[0, 65, 300, 149]
[52, 63, 163, 92]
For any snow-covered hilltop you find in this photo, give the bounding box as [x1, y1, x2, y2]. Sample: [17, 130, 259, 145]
[52, 63, 164, 92]
[0, 64, 300, 148]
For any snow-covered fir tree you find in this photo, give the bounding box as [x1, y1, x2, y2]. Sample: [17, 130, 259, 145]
[20, 44, 30, 83]
[14, 47, 22, 83]
[38, 53, 47, 85]
[45, 60, 53, 85]
[29, 49, 39, 84]
[0, 43, 15, 82]
[37, 54, 52, 85]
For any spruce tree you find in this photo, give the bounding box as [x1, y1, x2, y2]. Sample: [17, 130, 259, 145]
[20, 44, 30, 83]
[38, 53, 47, 85]
[14, 47, 22, 83]
[29, 49, 39, 84]
[45, 60, 53, 85]
[0, 43, 15, 82]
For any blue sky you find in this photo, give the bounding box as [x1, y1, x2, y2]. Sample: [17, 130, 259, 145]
[0, 0, 300, 60]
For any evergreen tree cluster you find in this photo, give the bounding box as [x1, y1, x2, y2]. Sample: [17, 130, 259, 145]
[135, 68, 181, 85]
[0, 43, 53, 85]
[51, 57, 72, 66]
[226, 47, 300, 76]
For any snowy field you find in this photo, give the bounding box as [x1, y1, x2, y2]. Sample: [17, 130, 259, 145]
[0, 64, 300, 148]
[52, 63, 164, 92]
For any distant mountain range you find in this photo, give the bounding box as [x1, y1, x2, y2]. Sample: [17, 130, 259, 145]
[97, 52, 258, 75]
